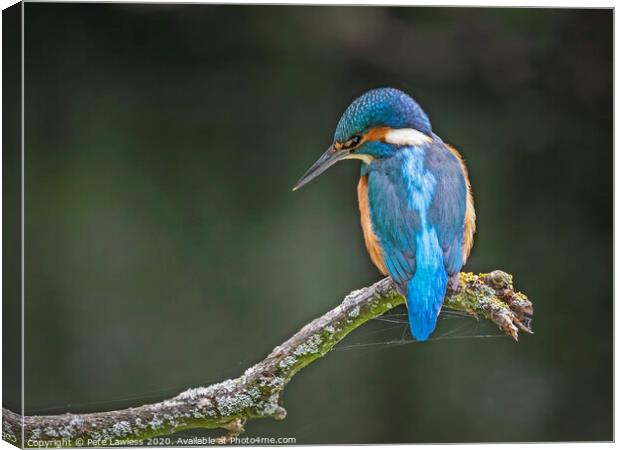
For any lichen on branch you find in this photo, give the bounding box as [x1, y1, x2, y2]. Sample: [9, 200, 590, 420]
[2, 271, 532, 448]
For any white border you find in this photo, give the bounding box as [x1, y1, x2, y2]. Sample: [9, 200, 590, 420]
[0, 2, 615, 450]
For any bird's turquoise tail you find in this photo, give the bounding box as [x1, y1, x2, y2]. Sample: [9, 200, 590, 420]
[407, 265, 447, 341]
[407, 228, 448, 341]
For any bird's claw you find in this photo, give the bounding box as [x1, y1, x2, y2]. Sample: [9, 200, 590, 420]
[447, 273, 461, 293]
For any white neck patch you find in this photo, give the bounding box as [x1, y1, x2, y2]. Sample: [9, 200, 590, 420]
[384, 128, 432, 146]
[344, 153, 374, 164]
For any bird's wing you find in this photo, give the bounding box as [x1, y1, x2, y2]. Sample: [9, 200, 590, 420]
[366, 159, 420, 293]
[445, 144, 476, 264]
[426, 143, 469, 275]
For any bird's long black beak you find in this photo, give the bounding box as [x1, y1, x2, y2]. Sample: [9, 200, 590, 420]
[292, 145, 349, 191]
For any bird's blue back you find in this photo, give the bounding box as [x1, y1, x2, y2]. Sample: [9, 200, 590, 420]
[364, 138, 467, 340]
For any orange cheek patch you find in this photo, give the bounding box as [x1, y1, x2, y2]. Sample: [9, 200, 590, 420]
[362, 126, 391, 144]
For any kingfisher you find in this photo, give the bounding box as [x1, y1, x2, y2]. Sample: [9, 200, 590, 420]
[293, 88, 476, 341]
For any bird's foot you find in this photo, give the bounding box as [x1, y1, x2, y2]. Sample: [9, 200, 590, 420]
[447, 273, 461, 293]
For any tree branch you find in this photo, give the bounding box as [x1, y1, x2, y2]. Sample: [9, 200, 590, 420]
[2, 271, 532, 447]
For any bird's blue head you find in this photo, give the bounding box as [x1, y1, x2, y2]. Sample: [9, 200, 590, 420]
[293, 88, 433, 191]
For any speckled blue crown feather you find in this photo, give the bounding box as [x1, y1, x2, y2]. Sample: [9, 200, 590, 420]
[334, 88, 432, 142]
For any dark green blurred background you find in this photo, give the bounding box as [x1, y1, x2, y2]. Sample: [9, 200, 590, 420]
[10, 4, 614, 443]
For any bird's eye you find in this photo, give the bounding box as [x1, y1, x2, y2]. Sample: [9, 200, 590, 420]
[346, 134, 362, 149]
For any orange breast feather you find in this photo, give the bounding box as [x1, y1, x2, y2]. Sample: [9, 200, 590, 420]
[357, 175, 388, 275]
